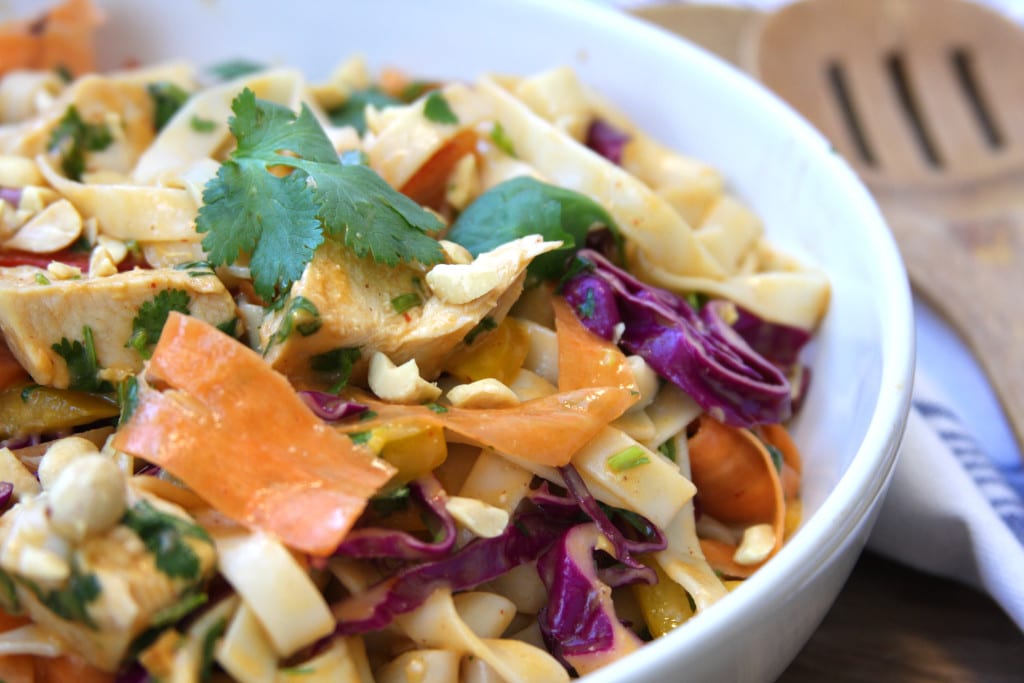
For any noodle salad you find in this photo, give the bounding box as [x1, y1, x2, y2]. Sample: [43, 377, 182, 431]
[0, 1, 830, 680]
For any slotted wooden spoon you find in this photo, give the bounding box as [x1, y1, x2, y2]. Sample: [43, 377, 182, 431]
[636, 0, 1024, 456]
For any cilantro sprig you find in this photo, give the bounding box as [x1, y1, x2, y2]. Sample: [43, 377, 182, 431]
[196, 89, 445, 301]
[127, 289, 191, 359]
[48, 105, 113, 181]
[52, 326, 113, 393]
[121, 500, 212, 581]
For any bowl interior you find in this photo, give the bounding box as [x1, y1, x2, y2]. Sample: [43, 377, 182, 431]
[26, 0, 915, 679]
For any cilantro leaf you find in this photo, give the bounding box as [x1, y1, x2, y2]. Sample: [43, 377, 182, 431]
[306, 163, 444, 266]
[423, 91, 458, 124]
[199, 159, 323, 300]
[121, 500, 212, 581]
[48, 105, 113, 180]
[196, 88, 444, 301]
[446, 176, 621, 281]
[489, 121, 516, 157]
[147, 81, 190, 132]
[52, 326, 112, 393]
[328, 87, 402, 134]
[206, 59, 266, 81]
[127, 289, 191, 359]
[21, 562, 101, 628]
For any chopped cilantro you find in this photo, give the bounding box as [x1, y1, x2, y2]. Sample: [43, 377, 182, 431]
[0, 568, 20, 614]
[147, 81, 190, 132]
[464, 316, 497, 345]
[426, 402, 448, 414]
[370, 485, 410, 516]
[359, 409, 377, 421]
[127, 289, 191, 359]
[216, 317, 239, 337]
[121, 500, 212, 581]
[557, 255, 596, 292]
[400, 80, 433, 102]
[576, 287, 597, 319]
[657, 438, 677, 462]
[446, 176, 621, 282]
[199, 617, 227, 681]
[117, 376, 139, 425]
[48, 105, 113, 181]
[309, 347, 360, 392]
[348, 430, 372, 445]
[206, 59, 266, 81]
[281, 666, 315, 676]
[54, 64, 73, 83]
[269, 296, 322, 350]
[52, 326, 112, 393]
[765, 439, 784, 473]
[685, 292, 707, 311]
[190, 114, 217, 133]
[489, 121, 516, 157]
[34, 272, 50, 285]
[423, 90, 458, 124]
[196, 88, 445, 301]
[390, 292, 422, 314]
[68, 234, 92, 253]
[607, 445, 651, 472]
[173, 260, 216, 277]
[151, 591, 207, 628]
[22, 562, 101, 628]
[328, 87, 401, 135]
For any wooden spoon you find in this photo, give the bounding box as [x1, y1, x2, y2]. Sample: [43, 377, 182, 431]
[636, 0, 1024, 456]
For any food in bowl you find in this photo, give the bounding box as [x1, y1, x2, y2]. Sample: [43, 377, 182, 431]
[0, 1, 842, 681]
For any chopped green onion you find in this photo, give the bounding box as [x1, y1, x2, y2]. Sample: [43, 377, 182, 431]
[391, 292, 422, 314]
[607, 445, 651, 472]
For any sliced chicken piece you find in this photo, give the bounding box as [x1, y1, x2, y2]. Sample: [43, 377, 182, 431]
[0, 266, 237, 388]
[260, 235, 560, 388]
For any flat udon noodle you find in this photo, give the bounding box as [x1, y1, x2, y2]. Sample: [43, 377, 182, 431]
[395, 588, 569, 683]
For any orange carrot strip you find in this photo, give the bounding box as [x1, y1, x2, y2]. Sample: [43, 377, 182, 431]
[0, 336, 29, 392]
[687, 415, 783, 526]
[0, 0, 102, 77]
[340, 385, 637, 468]
[552, 296, 637, 393]
[34, 654, 113, 683]
[400, 129, 478, 209]
[112, 313, 395, 557]
[698, 538, 759, 580]
[0, 654, 34, 683]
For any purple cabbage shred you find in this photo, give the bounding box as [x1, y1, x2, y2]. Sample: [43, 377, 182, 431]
[334, 475, 456, 561]
[298, 391, 368, 421]
[561, 249, 798, 426]
[585, 118, 631, 165]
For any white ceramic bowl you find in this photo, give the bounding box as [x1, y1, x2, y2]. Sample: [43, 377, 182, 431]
[43, 0, 914, 679]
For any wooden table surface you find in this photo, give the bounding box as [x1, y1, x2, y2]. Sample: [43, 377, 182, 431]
[778, 551, 1024, 682]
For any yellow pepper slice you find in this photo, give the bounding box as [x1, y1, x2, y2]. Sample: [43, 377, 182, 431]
[0, 384, 119, 440]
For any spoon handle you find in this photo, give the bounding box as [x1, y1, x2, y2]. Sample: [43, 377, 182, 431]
[881, 197, 1024, 457]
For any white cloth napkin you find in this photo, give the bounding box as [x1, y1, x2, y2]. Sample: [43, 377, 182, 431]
[597, 0, 1024, 633]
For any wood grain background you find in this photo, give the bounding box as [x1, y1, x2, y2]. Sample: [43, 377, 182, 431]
[779, 551, 1024, 682]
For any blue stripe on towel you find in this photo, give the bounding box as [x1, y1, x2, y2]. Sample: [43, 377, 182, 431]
[913, 399, 1024, 545]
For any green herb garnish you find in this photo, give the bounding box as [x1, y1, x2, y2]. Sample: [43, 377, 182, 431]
[576, 287, 597, 319]
[117, 376, 139, 425]
[151, 591, 207, 628]
[121, 500, 212, 581]
[127, 289, 191, 359]
[657, 438, 677, 462]
[607, 445, 651, 472]
[464, 316, 497, 345]
[423, 90, 458, 124]
[446, 176, 622, 282]
[489, 121, 516, 157]
[190, 115, 217, 133]
[148, 81, 190, 132]
[34, 273, 50, 285]
[390, 292, 422, 314]
[196, 88, 445, 302]
[48, 105, 113, 181]
[199, 617, 227, 681]
[206, 59, 266, 81]
[22, 562, 101, 628]
[269, 295, 322, 349]
[328, 87, 402, 135]
[52, 326, 112, 393]
[309, 347, 360, 393]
